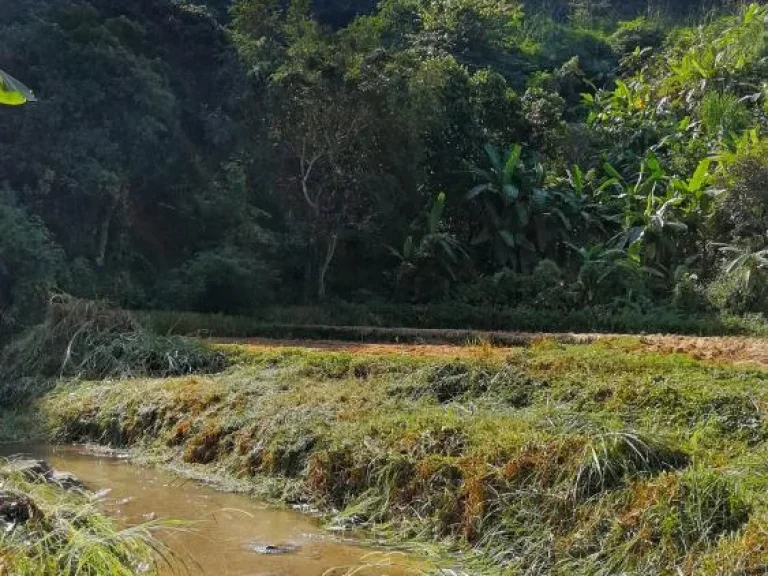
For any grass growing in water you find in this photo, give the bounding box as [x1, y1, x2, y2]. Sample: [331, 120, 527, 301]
[0, 461, 169, 575]
[41, 340, 768, 574]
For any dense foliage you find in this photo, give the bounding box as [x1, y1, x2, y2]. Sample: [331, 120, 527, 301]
[1, 0, 767, 332]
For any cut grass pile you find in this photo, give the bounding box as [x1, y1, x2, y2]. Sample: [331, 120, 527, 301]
[0, 461, 166, 575]
[0, 295, 228, 406]
[41, 339, 768, 575]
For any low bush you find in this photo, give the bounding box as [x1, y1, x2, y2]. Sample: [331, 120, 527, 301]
[155, 246, 280, 315]
[609, 17, 665, 55]
[707, 270, 768, 316]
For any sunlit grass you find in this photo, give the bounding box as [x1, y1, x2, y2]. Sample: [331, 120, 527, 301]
[40, 342, 768, 574]
[0, 463, 180, 576]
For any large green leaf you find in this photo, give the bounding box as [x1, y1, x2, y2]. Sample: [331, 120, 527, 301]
[645, 153, 662, 178]
[687, 158, 711, 193]
[428, 192, 446, 234]
[0, 69, 36, 106]
[569, 165, 584, 194]
[501, 183, 520, 203]
[483, 143, 502, 172]
[602, 162, 623, 182]
[499, 230, 517, 249]
[502, 144, 522, 184]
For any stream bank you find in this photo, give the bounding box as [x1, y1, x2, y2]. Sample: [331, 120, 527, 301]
[1, 444, 427, 575]
[37, 342, 768, 575]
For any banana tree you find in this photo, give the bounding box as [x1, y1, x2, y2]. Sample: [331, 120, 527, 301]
[598, 154, 715, 269]
[467, 143, 541, 271]
[0, 69, 36, 106]
[567, 243, 626, 303]
[388, 192, 467, 295]
[568, 241, 663, 303]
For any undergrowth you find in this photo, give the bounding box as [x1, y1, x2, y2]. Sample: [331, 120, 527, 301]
[0, 295, 228, 406]
[41, 342, 768, 575]
[142, 303, 768, 339]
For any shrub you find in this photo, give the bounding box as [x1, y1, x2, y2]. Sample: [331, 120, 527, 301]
[706, 270, 767, 316]
[0, 195, 62, 340]
[672, 272, 709, 313]
[157, 246, 280, 315]
[699, 91, 750, 139]
[714, 141, 768, 246]
[609, 17, 664, 55]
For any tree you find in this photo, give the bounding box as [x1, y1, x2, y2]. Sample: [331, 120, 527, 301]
[0, 194, 61, 336]
[0, 0, 247, 306]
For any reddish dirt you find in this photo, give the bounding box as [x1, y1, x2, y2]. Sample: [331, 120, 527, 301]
[216, 334, 768, 368]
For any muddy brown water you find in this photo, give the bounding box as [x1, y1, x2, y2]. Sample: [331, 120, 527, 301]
[1, 445, 425, 576]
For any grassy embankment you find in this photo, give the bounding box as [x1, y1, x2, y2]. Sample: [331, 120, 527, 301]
[40, 337, 768, 575]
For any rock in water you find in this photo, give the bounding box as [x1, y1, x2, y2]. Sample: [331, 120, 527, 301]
[246, 542, 299, 555]
[50, 471, 86, 491]
[7, 459, 86, 492]
[0, 492, 38, 526]
[8, 459, 53, 481]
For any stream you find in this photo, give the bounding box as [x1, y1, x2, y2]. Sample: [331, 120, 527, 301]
[1, 445, 424, 576]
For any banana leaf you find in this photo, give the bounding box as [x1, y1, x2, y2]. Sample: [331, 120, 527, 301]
[0, 69, 37, 106]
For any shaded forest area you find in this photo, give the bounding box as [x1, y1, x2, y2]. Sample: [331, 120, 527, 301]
[1, 0, 767, 337]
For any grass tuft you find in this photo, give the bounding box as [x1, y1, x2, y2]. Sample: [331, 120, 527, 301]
[0, 461, 171, 576]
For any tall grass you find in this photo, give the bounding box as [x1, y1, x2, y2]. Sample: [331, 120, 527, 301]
[0, 462, 173, 576]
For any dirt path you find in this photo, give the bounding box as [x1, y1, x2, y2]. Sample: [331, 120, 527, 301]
[216, 332, 768, 368]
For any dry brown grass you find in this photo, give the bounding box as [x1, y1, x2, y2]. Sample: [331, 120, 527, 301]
[217, 333, 768, 368]
[639, 335, 768, 368]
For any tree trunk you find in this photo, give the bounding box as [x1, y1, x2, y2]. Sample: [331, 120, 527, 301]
[96, 186, 124, 268]
[317, 233, 338, 300]
[303, 239, 315, 304]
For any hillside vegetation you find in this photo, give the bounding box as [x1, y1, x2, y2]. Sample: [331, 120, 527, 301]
[1, 0, 767, 335]
[1, 2, 767, 573]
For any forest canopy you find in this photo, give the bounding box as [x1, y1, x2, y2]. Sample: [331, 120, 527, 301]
[1, 0, 766, 335]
